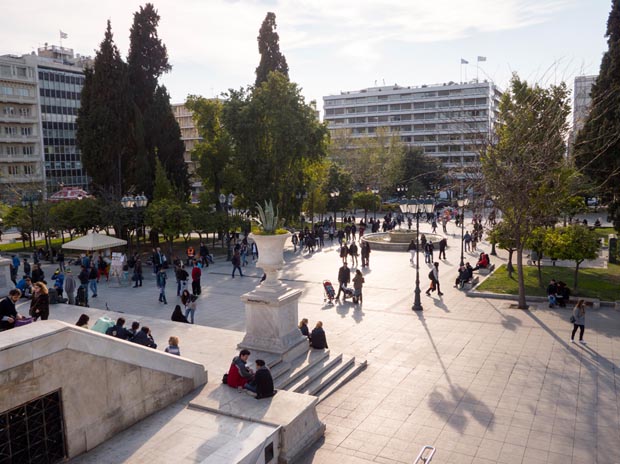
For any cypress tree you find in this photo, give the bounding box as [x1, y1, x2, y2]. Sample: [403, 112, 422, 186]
[575, 0, 620, 198]
[76, 21, 132, 197]
[255, 12, 289, 87]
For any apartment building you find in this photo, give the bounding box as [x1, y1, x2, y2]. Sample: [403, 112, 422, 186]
[573, 75, 597, 135]
[323, 81, 502, 172]
[172, 102, 203, 202]
[0, 45, 91, 200]
[0, 55, 43, 202]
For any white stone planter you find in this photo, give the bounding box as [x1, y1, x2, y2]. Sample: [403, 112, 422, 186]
[249, 231, 291, 289]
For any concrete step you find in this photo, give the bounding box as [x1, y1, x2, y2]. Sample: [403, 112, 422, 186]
[274, 349, 331, 390]
[284, 353, 344, 393]
[302, 354, 355, 396]
[316, 360, 368, 402]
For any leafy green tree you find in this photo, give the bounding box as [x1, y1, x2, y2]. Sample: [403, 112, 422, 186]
[255, 12, 289, 87]
[145, 199, 192, 256]
[544, 225, 600, 290]
[223, 72, 328, 218]
[481, 75, 572, 308]
[352, 191, 381, 222]
[77, 21, 132, 196]
[402, 147, 444, 196]
[4, 206, 30, 247]
[488, 221, 517, 277]
[525, 227, 549, 287]
[153, 158, 175, 201]
[575, 0, 620, 201]
[185, 96, 237, 211]
[324, 162, 354, 222]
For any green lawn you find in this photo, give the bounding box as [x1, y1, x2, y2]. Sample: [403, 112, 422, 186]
[592, 227, 616, 241]
[477, 263, 620, 301]
[0, 237, 73, 253]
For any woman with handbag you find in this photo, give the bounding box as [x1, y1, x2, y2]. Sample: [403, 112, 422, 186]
[570, 300, 586, 344]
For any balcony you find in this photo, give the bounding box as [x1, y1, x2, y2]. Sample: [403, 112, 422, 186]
[0, 94, 37, 104]
[0, 133, 39, 143]
[0, 114, 38, 124]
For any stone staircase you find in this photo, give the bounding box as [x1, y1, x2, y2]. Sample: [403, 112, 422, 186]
[251, 348, 367, 401]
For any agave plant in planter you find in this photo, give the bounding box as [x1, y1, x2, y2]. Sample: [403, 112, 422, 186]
[250, 200, 291, 289]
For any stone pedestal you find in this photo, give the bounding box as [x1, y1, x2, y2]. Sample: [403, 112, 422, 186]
[239, 287, 308, 363]
[0, 257, 12, 298]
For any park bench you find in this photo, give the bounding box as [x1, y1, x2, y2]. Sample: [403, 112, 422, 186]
[478, 264, 495, 275]
[461, 276, 479, 290]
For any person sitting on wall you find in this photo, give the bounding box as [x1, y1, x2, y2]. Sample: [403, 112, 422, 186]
[244, 359, 277, 399]
[226, 349, 254, 390]
[473, 252, 490, 271]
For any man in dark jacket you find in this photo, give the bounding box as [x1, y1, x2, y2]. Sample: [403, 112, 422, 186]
[0, 290, 24, 331]
[438, 238, 447, 260]
[246, 359, 276, 399]
[130, 326, 157, 348]
[105, 317, 132, 340]
[335, 262, 351, 300]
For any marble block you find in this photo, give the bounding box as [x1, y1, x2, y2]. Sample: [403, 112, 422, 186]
[239, 287, 308, 362]
[0, 257, 12, 298]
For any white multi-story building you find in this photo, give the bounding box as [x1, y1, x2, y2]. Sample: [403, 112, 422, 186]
[573, 75, 597, 135]
[323, 81, 502, 171]
[0, 45, 91, 201]
[0, 55, 43, 202]
[172, 103, 203, 202]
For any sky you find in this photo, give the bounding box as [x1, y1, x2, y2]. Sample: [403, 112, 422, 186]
[1, 0, 612, 113]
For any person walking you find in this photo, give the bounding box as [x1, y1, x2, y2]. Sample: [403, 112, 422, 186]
[157, 268, 168, 304]
[77, 265, 89, 306]
[88, 263, 98, 298]
[438, 238, 447, 260]
[348, 241, 359, 267]
[191, 262, 202, 295]
[335, 262, 351, 300]
[232, 249, 243, 278]
[361, 241, 371, 268]
[352, 269, 365, 304]
[133, 256, 143, 287]
[181, 290, 198, 324]
[425, 262, 443, 297]
[570, 300, 586, 344]
[64, 269, 77, 305]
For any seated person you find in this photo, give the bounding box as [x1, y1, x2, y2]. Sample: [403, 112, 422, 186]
[454, 265, 470, 287]
[298, 318, 310, 339]
[594, 218, 601, 228]
[310, 321, 328, 349]
[226, 349, 254, 390]
[245, 359, 276, 399]
[130, 326, 157, 348]
[16, 276, 33, 299]
[473, 253, 490, 271]
[555, 281, 570, 308]
[547, 279, 558, 308]
[0, 289, 25, 331]
[465, 262, 474, 279]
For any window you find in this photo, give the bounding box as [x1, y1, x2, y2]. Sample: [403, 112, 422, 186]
[0, 86, 13, 96]
[3, 106, 15, 115]
[19, 107, 31, 116]
[5, 126, 18, 135]
[0, 65, 11, 77]
[8, 165, 19, 175]
[16, 67, 27, 77]
[24, 165, 34, 175]
[6, 146, 17, 155]
[21, 127, 32, 136]
[0, 390, 67, 464]
[23, 146, 34, 155]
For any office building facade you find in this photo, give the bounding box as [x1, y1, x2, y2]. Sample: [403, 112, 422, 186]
[0, 55, 43, 202]
[323, 81, 501, 172]
[172, 103, 203, 202]
[573, 75, 597, 135]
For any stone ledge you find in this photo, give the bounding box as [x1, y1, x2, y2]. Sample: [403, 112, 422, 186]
[189, 383, 325, 464]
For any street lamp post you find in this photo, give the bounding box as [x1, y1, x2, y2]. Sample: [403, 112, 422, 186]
[400, 196, 435, 311]
[121, 194, 149, 255]
[21, 191, 41, 250]
[457, 196, 470, 267]
[329, 189, 340, 227]
[371, 187, 379, 219]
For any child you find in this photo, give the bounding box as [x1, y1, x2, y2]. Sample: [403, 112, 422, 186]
[165, 336, 181, 356]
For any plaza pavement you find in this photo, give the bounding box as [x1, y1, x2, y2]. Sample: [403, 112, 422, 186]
[7, 214, 620, 464]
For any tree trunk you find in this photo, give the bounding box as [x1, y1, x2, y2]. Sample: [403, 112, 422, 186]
[573, 261, 582, 291]
[516, 248, 527, 309]
[507, 249, 515, 277]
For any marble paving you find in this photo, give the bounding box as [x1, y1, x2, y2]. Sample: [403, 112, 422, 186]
[6, 213, 620, 464]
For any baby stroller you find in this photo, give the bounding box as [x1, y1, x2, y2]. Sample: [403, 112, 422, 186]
[323, 280, 336, 304]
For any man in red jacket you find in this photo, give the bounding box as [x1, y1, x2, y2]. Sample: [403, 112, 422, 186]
[227, 349, 254, 390]
[191, 262, 202, 296]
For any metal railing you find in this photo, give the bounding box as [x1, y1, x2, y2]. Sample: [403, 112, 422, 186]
[413, 445, 436, 463]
